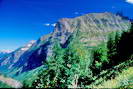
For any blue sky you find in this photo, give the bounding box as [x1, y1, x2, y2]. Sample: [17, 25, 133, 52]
[0, 0, 133, 51]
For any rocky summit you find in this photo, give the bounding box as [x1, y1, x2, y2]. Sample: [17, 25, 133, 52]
[0, 12, 131, 76]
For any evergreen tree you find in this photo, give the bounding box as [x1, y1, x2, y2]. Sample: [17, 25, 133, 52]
[91, 43, 108, 75]
[32, 32, 92, 88]
[32, 42, 66, 88]
[107, 31, 121, 65]
[64, 37, 92, 87]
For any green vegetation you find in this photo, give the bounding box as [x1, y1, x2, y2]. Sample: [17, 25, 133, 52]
[15, 65, 45, 88]
[0, 81, 12, 88]
[93, 67, 133, 88]
[31, 33, 93, 88]
[22, 24, 133, 88]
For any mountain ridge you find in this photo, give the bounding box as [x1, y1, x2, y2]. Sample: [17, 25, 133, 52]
[0, 12, 131, 77]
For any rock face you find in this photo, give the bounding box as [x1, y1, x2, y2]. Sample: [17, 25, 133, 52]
[0, 12, 131, 76]
[53, 12, 130, 46]
[0, 50, 12, 65]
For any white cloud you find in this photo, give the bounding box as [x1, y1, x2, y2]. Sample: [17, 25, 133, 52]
[74, 12, 85, 15]
[43, 23, 56, 27]
[51, 23, 56, 27]
[43, 23, 50, 26]
[126, 0, 133, 4]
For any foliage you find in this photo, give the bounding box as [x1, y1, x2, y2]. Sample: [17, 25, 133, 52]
[0, 81, 12, 88]
[92, 67, 133, 88]
[32, 42, 65, 88]
[32, 32, 92, 88]
[91, 43, 108, 75]
[90, 31, 120, 75]
[89, 24, 133, 87]
[107, 24, 133, 65]
[116, 24, 133, 61]
[65, 37, 92, 87]
[107, 31, 121, 65]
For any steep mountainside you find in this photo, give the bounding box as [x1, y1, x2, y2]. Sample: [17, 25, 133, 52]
[0, 52, 7, 59]
[0, 50, 11, 58]
[0, 12, 131, 76]
[0, 41, 35, 75]
[0, 75, 22, 88]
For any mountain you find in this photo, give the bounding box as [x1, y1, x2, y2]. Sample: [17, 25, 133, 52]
[0, 12, 131, 77]
[0, 52, 7, 59]
[0, 50, 11, 58]
[0, 40, 35, 75]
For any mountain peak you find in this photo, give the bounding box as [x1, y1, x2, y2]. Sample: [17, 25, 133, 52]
[20, 40, 36, 51]
[0, 50, 12, 54]
[53, 12, 131, 44]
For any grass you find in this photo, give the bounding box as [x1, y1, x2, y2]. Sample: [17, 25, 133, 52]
[84, 59, 133, 88]
[92, 67, 133, 88]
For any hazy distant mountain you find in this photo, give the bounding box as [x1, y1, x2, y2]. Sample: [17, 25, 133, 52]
[0, 52, 7, 58]
[0, 50, 12, 54]
[0, 12, 131, 76]
[0, 50, 11, 59]
[0, 40, 35, 75]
